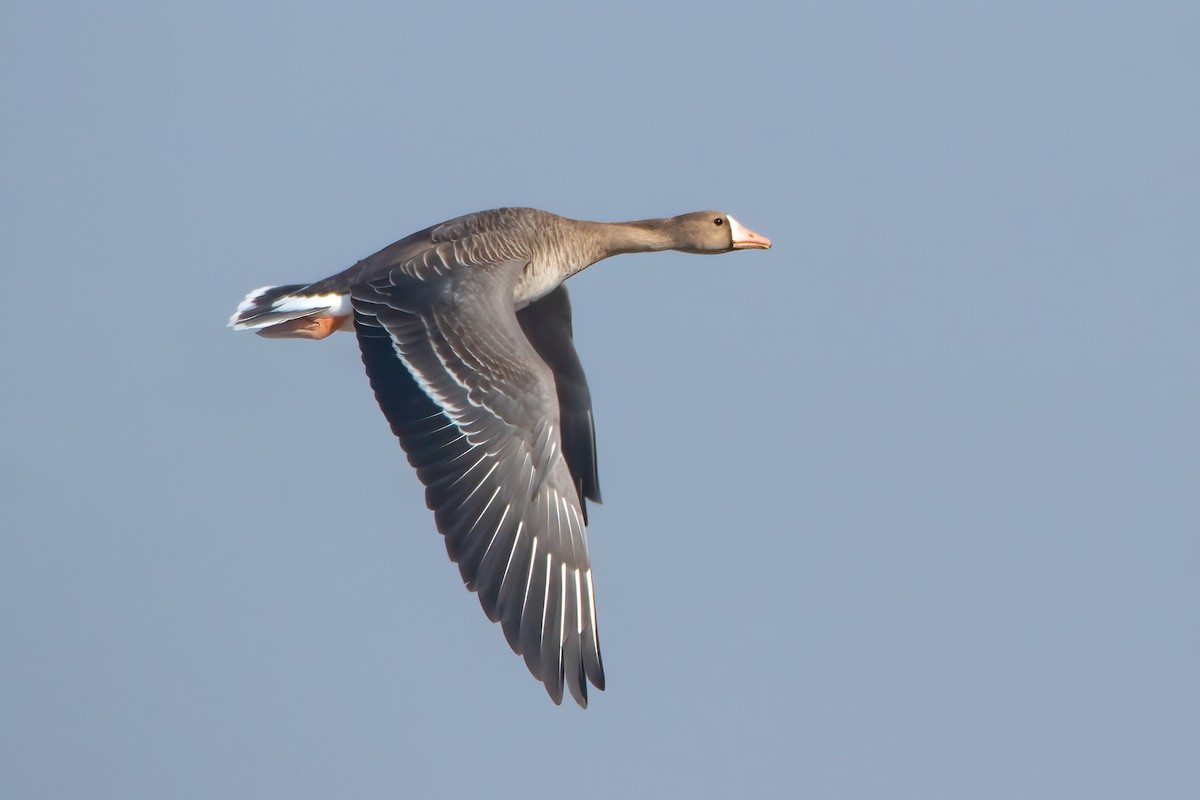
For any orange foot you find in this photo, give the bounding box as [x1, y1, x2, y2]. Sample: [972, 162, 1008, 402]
[256, 315, 352, 340]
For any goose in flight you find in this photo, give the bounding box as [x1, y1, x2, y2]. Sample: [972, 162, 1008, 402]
[230, 207, 772, 706]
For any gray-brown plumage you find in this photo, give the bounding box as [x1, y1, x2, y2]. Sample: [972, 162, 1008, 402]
[229, 207, 771, 706]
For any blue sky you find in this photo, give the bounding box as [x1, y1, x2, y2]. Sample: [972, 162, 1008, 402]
[3, 2, 1197, 798]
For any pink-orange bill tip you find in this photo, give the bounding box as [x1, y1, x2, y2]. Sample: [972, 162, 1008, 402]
[728, 216, 772, 250]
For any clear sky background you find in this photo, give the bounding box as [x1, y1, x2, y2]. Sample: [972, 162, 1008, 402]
[3, 2, 1197, 798]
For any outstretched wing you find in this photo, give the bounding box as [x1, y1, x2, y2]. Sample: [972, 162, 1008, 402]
[516, 286, 601, 516]
[351, 265, 604, 706]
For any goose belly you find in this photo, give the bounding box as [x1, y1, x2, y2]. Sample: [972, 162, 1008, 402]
[513, 261, 568, 307]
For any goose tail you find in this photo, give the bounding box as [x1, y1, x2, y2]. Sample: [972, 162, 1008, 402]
[228, 285, 353, 339]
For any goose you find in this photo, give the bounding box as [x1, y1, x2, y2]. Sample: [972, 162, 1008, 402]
[229, 207, 772, 706]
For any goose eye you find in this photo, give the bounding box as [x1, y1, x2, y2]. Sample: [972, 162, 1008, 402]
[714, 218, 724, 226]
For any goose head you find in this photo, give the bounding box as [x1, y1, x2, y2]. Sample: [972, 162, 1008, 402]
[666, 211, 772, 254]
